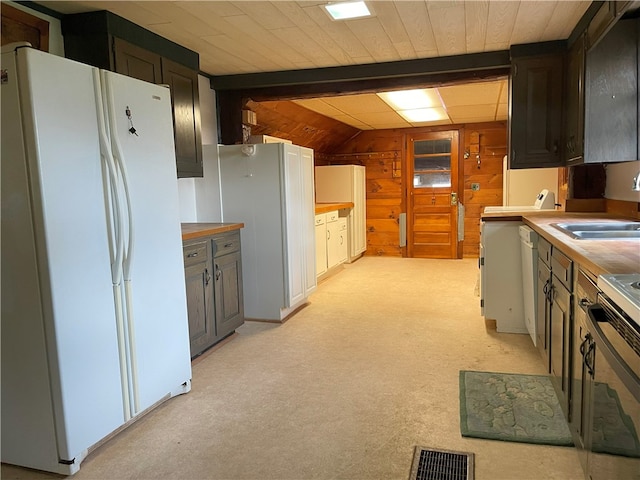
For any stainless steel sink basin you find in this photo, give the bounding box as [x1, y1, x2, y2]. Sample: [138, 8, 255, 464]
[552, 222, 640, 240]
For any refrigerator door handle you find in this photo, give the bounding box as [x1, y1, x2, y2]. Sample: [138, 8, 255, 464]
[102, 73, 135, 281]
[92, 70, 124, 285]
[93, 69, 132, 420]
[102, 71, 140, 415]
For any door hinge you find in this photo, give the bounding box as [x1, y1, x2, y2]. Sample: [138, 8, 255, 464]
[480, 257, 484, 266]
[480, 299, 484, 308]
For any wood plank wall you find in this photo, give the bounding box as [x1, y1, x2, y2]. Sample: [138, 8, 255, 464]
[322, 122, 507, 258]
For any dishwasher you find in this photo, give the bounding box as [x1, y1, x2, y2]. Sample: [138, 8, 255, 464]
[519, 225, 538, 346]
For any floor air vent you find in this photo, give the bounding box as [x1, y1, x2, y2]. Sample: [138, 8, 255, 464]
[409, 447, 474, 480]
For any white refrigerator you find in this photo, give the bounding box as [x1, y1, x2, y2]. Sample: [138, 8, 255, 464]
[1, 45, 192, 475]
[218, 143, 316, 321]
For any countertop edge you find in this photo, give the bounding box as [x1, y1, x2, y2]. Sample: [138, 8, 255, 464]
[181, 223, 244, 241]
[481, 212, 639, 276]
[315, 202, 354, 214]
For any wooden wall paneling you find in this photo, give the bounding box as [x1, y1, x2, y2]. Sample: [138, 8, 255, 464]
[461, 122, 507, 257]
[246, 99, 359, 153]
[323, 122, 506, 258]
[1, 3, 49, 51]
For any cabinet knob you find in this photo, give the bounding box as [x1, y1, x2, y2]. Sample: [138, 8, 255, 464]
[187, 252, 199, 258]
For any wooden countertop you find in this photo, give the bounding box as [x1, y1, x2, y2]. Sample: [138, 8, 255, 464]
[181, 222, 244, 241]
[315, 202, 354, 214]
[481, 211, 640, 276]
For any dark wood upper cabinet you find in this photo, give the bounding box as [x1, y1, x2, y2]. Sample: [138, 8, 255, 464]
[161, 58, 203, 178]
[584, 18, 638, 164]
[62, 11, 203, 178]
[509, 46, 564, 169]
[113, 38, 162, 84]
[564, 33, 586, 165]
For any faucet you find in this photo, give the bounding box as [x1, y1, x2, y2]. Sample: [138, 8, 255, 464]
[634, 171, 640, 192]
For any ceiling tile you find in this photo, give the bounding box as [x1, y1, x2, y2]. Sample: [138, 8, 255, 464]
[323, 94, 391, 114]
[447, 104, 497, 122]
[438, 81, 504, 107]
[355, 111, 408, 124]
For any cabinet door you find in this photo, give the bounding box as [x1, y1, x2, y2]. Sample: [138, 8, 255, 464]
[571, 304, 593, 466]
[536, 261, 551, 372]
[300, 147, 317, 295]
[510, 53, 564, 168]
[326, 219, 340, 269]
[550, 279, 572, 418]
[585, 19, 638, 164]
[353, 166, 367, 255]
[338, 218, 348, 264]
[214, 251, 244, 339]
[184, 257, 215, 358]
[565, 34, 586, 164]
[315, 223, 327, 276]
[113, 37, 162, 84]
[161, 57, 203, 178]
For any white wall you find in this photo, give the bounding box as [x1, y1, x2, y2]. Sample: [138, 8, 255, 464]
[176, 74, 223, 222]
[503, 157, 559, 206]
[605, 160, 640, 202]
[9, 2, 64, 56]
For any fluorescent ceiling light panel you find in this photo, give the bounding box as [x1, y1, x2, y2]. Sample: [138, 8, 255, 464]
[324, 1, 371, 20]
[398, 107, 449, 123]
[377, 89, 442, 110]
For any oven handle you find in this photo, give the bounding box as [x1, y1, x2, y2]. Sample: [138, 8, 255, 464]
[587, 304, 640, 402]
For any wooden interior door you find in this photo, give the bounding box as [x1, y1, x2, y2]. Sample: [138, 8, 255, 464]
[407, 130, 459, 259]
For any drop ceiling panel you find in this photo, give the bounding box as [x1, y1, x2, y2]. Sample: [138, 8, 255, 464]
[356, 111, 408, 124]
[447, 104, 497, 121]
[322, 94, 392, 114]
[438, 81, 504, 107]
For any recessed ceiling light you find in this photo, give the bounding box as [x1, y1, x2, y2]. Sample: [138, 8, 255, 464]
[398, 108, 449, 123]
[378, 89, 443, 110]
[324, 1, 371, 20]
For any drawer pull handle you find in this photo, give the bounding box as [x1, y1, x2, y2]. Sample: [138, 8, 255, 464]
[187, 252, 199, 258]
[224, 243, 233, 248]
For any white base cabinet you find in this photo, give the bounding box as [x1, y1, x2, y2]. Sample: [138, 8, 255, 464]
[315, 214, 327, 276]
[480, 220, 527, 333]
[315, 165, 366, 261]
[316, 211, 348, 276]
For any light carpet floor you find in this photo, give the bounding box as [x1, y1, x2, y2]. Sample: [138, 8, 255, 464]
[2, 257, 583, 480]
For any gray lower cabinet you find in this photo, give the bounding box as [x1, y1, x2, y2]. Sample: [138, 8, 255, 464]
[183, 241, 215, 358]
[550, 247, 573, 420]
[212, 233, 244, 339]
[183, 231, 244, 358]
[570, 269, 597, 474]
[536, 237, 552, 371]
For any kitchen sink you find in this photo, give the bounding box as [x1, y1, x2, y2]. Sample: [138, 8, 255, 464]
[552, 222, 640, 240]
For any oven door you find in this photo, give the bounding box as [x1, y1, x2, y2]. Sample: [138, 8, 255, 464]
[586, 298, 640, 480]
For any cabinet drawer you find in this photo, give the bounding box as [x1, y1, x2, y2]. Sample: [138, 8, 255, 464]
[552, 248, 573, 291]
[326, 211, 338, 222]
[213, 232, 240, 258]
[183, 241, 208, 266]
[538, 237, 552, 267]
[315, 214, 326, 226]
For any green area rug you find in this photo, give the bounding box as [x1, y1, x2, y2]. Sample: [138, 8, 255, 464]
[459, 371, 573, 447]
[459, 371, 640, 457]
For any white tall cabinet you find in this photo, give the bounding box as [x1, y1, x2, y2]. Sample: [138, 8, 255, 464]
[218, 143, 316, 321]
[315, 165, 366, 262]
